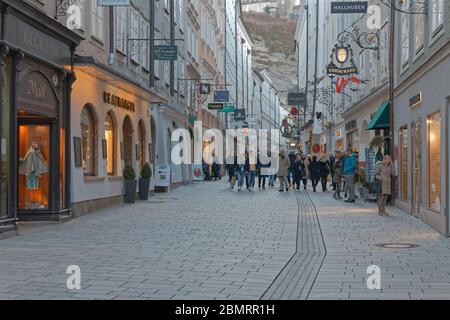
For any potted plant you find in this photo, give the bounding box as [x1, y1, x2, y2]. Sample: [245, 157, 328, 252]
[123, 162, 137, 204]
[139, 162, 152, 200]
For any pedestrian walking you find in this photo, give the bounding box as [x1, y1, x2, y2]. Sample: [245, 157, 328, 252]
[319, 158, 330, 192]
[247, 152, 257, 191]
[333, 160, 344, 199]
[308, 156, 321, 192]
[374, 155, 394, 216]
[292, 154, 303, 191]
[257, 155, 268, 189]
[277, 150, 291, 192]
[288, 152, 296, 189]
[343, 149, 357, 203]
[329, 153, 336, 191]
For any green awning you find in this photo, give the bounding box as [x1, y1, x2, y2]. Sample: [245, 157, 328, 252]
[367, 101, 390, 130]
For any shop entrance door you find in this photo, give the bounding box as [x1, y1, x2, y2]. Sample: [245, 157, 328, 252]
[411, 121, 422, 217]
[17, 120, 52, 211]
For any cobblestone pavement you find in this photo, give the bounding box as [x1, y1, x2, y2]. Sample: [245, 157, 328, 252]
[0, 181, 298, 300]
[308, 191, 450, 300]
[1, 180, 450, 300]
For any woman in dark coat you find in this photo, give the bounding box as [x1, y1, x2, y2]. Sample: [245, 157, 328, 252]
[319, 158, 330, 192]
[308, 156, 321, 192]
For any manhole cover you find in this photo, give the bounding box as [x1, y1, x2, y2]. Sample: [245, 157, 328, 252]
[375, 243, 419, 249]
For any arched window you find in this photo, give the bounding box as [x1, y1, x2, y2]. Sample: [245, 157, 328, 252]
[81, 106, 97, 176]
[138, 120, 146, 170]
[105, 112, 116, 175]
[122, 116, 133, 164]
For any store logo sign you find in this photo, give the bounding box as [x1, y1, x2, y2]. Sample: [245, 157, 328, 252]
[331, 1, 368, 14]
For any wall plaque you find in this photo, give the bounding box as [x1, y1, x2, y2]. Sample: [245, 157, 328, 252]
[73, 137, 82, 168]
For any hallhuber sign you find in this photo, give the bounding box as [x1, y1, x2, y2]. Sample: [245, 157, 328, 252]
[331, 1, 368, 14]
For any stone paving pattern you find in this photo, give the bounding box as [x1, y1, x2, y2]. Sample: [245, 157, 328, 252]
[0, 182, 298, 300]
[308, 191, 450, 300]
[1, 181, 450, 300]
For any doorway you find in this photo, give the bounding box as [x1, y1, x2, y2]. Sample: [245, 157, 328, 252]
[17, 120, 52, 211]
[411, 121, 422, 217]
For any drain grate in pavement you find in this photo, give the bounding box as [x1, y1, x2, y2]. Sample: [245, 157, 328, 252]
[375, 243, 419, 249]
[147, 201, 167, 204]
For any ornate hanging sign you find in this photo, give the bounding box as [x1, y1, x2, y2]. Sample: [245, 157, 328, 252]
[326, 44, 358, 76]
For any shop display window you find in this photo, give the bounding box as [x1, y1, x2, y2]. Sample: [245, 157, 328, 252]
[427, 112, 441, 212]
[18, 125, 50, 210]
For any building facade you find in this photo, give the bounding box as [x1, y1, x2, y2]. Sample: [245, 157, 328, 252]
[393, 0, 449, 235]
[0, 0, 82, 236]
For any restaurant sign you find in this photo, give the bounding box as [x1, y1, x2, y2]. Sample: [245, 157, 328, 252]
[103, 92, 136, 112]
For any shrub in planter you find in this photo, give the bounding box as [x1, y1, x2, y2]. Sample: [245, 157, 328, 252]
[139, 163, 152, 201]
[123, 162, 137, 204]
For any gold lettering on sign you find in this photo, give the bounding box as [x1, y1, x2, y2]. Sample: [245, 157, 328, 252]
[103, 92, 136, 112]
[27, 80, 47, 99]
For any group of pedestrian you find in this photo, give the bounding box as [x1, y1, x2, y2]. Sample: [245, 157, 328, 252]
[203, 160, 221, 181]
[227, 152, 276, 192]
[225, 147, 394, 216]
[330, 148, 395, 216]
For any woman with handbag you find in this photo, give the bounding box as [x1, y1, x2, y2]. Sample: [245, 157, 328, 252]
[374, 155, 394, 216]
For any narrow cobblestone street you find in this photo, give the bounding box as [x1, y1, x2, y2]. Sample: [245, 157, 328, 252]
[1, 181, 450, 300]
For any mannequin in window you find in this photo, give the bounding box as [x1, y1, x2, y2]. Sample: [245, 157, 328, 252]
[18, 142, 49, 190]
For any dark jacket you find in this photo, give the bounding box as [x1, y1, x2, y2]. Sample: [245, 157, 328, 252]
[308, 160, 321, 180]
[292, 160, 306, 178]
[319, 161, 330, 178]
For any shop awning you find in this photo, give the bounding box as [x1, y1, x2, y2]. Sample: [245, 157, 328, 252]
[367, 101, 390, 130]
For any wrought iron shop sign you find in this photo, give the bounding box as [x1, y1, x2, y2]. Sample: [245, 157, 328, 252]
[103, 92, 136, 112]
[331, 1, 368, 14]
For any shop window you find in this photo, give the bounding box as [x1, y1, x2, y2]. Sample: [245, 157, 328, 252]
[122, 116, 133, 163]
[400, 126, 409, 201]
[81, 105, 97, 176]
[138, 120, 147, 170]
[427, 112, 441, 212]
[18, 125, 50, 210]
[105, 112, 116, 176]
